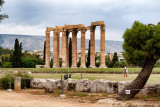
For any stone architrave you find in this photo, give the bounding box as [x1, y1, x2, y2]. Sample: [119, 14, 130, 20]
[45, 30, 50, 68]
[53, 29, 60, 68]
[71, 29, 78, 68]
[90, 26, 96, 68]
[99, 24, 106, 68]
[80, 28, 86, 68]
[61, 29, 68, 68]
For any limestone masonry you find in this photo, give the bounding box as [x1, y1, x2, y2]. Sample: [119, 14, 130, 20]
[45, 21, 106, 68]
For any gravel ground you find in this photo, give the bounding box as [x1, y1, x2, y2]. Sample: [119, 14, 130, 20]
[0, 89, 160, 107]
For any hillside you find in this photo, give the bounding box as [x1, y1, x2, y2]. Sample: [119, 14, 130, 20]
[0, 34, 123, 53]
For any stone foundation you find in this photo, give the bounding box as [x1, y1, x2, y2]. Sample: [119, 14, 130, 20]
[30, 79, 160, 96]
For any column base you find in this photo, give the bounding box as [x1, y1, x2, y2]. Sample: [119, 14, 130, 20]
[89, 65, 97, 68]
[44, 65, 50, 68]
[99, 65, 107, 68]
[52, 66, 60, 68]
[61, 66, 68, 68]
[71, 66, 77, 68]
[80, 65, 86, 68]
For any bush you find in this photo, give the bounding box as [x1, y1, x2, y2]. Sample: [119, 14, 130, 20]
[0, 72, 32, 89]
[14, 72, 33, 89]
[113, 61, 127, 68]
[3, 62, 13, 68]
[95, 62, 100, 68]
[0, 73, 14, 89]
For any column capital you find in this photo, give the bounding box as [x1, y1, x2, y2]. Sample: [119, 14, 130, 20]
[63, 28, 67, 32]
[54, 29, 60, 35]
[100, 24, 105, 31]
[71, 29, 78, 34]
[46, 30, 50, 34]
[80, 27, 87, 33]
[90, 26, 96, 32]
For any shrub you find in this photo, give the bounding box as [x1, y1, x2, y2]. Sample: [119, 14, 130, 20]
[14, 72, 33, 89]
[3, 62, 13, 68]
[0, 73, 14, 89]
[0, 72, 32, 89]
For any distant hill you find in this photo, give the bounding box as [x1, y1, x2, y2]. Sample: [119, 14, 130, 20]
[0, 34, 123, 53]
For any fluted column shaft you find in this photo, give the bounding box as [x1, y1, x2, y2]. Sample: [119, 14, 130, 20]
[99, 24, 106, 68]
[61, 29, 68, 68]
[71, 29, 78, 68]
[80, 28, 86, 68]
[53, 30, 60, 68]
[90, 26, 96, 68]
[45, 31, 50, 68]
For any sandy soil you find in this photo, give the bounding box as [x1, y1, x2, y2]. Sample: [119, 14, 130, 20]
[0, 89, 160, 107]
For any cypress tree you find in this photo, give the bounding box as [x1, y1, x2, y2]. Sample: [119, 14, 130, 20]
[86, 40, 90, 68]
[112, 52, 118, 67]
[69, 38, 72, 67]
[43, 41, 46, 64]
[12, 38, 22, 68]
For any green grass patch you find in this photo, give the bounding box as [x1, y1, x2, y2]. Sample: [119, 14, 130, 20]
[1, 67, 160, 72]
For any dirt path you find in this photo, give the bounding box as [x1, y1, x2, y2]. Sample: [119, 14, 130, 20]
[0, 90, 106, 107]
[0, 89, 160, 107]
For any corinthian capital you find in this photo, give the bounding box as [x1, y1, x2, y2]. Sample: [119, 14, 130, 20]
[100, 24, 105, 31]
[90, 26, 96, 32]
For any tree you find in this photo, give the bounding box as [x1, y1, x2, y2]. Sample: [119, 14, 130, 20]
[12, 38, 22, 68]
[43, 41, 46, 64]
[69, 38, 72, 67]
[19, 42, 22, 56]
[86, 40, 90, 68]
[21, 52, 43, 68]
[0, 0, 8, 22]
[117, 21, 160, 100]
[112, 52, 118, 67]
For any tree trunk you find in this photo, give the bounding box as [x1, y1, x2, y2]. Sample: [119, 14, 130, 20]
[117, 58, 156, 100]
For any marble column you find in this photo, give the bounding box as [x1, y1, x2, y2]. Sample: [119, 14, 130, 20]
[90, 26, 96, 68]
[45, 30, 50, 68]
[53, 29, 60, 68]
[99, 24, 106, 68]
[71, 29, 78, 68]
[61, 29, 68, 68]
[80, 28, 86, 68]
[66, 31, 69, 67]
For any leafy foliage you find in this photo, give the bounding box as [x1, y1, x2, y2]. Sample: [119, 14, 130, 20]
[123, 21, 160, 66]
[0, 0, 8, 23]
[112, 52, 118, 66]
[14, 72, 33, 89]
[0, 46, 12, 56]
[0, 73, 14, 89]
[0, 72, 32, 89]
[21, 52, 43, 68]
[43, 41, 46, 64]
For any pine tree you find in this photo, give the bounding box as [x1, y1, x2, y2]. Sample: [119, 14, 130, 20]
[69, 38, 72, 67]
[12, 38, 22, 68]
[86, 40, 90, 68]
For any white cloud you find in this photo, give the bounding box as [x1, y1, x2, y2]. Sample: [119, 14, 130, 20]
[0, 23, 45, 36]
[1, 0, 160, 41]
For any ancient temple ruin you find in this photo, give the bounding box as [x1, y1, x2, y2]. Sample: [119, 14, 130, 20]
[45, 21, 106, 68]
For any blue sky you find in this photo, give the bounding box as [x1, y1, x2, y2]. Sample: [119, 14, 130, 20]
[0, 0, 160, 41]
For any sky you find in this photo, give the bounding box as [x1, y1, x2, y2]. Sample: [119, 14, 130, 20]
[0, 0, 160, 41]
